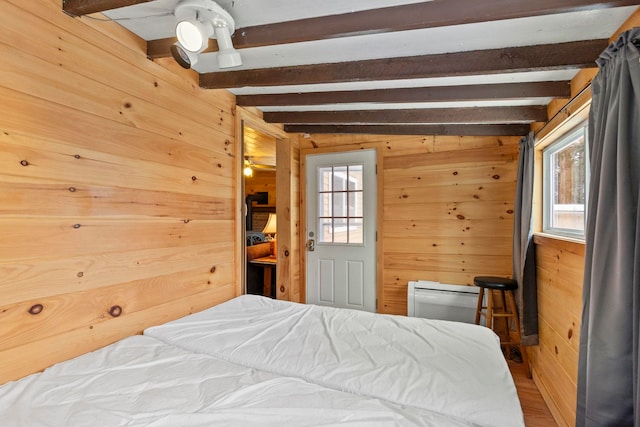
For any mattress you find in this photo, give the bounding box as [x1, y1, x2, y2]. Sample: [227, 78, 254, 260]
[144, 295, 524, 427]
[0, 335, 477, 427]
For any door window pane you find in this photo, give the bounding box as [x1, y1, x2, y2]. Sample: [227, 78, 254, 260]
[318, 193, 332, 217]
[349, 192, 363, 217]
[319, 167, 332, 192]
[348, 165, 363, 190]
[333, 166, 348, 191]
[317, 164, 365, 244]
[319, 219, 333, 242]
[349, 218, 364, 244]
[333, 218, 348, 243]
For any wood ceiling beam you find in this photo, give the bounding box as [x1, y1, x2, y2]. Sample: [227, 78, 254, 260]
[147, 0, 638, 56]
[264, 106, 548, 125]
[62, 0, 153, 16]
[236, 82, 571, 107]
[200, 39, 608, 89]
[284, 124, 532, 137]
[232, 0, 640, 49]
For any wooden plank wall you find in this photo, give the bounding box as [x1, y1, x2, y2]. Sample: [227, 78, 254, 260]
[277, 138, 302, 303]
[245, 170, 277, 207]
[298, 134, 520, 314]
[0, 0, 238, 384]
[530, 236, 584, 427]
[290, 146, 302, 303]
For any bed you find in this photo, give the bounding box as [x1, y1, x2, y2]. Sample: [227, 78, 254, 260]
[0, 295, 524, 427]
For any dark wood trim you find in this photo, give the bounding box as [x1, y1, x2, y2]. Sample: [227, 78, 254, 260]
[265, 106, 547, 125]
[62, 0, 152, 16]
[284, 124, 532, 136]
[200, 40, 607, 89]
[237, 82, 571, 107]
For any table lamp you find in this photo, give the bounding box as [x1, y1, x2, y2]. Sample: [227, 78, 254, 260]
[262, 213, 277, 255]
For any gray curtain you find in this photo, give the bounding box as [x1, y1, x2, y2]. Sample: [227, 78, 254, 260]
[576, 28, 640, 427]
[512, 131, 538, 345]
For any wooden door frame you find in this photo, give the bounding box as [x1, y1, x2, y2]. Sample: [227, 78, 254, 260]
[300, 146, 384, 311]
[234, 107, 297, 301]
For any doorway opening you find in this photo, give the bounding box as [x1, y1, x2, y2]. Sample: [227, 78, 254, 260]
[243, 125, 277, 298]
[236, 109, 298, 302]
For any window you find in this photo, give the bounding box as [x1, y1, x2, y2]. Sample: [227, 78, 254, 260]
[317, 164, 363, 244]
[543, 122, 589, 238]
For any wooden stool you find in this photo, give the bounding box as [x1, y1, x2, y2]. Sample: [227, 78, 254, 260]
[473, 276, 530, 378]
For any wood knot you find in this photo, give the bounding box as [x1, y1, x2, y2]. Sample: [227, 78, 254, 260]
[183, 219, 190, 223]
[453, 171, 458, 175]
[77, 271, 84, 278]
[284, 250, 290, 256]
[29, 304, 44, 315]
[457, 215, 465, 220]
[506, 210, 514, 214]
[73, 223, 81, 229]
[68, 187, 76, 192]
[20, 160, 29, 166]
[568, 329, 573, 339]
[280, 286, 285, 293]
[210, 266, 216, 273]
[109, 305, 122, 317]
[74, 154, 81, 159]
[123, 102, 132, 109]
[191, 176, 197, 181]
[492, 175, 500, 180]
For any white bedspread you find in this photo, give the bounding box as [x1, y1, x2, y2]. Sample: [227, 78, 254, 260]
[0, 335, 476, 427]
[145, 295, 524, 427]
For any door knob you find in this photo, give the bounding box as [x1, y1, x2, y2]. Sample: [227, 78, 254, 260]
[307, 239, 315, 251]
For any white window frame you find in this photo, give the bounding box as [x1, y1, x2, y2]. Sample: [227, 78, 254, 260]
[542, 121, 589, 239]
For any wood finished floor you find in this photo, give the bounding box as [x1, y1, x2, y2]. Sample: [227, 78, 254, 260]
[508, 360, 557, 427]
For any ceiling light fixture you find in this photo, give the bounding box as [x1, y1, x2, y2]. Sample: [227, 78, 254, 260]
[243, 157, 254, 177]
[171, 0, 242, 70]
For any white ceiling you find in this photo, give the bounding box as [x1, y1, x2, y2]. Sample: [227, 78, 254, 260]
[103, 0, 431, 36]
[88, 1, 640, 136]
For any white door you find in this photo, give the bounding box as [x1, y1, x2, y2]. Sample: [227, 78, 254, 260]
[305, 150, 377, 312]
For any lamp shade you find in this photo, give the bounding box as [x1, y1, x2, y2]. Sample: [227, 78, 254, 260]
[262, 213, 277, 235]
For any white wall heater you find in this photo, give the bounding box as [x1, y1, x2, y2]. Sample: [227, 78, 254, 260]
[407, 281, 483, 325]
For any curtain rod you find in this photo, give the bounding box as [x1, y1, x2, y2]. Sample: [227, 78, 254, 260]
[534, 82, 592, 138]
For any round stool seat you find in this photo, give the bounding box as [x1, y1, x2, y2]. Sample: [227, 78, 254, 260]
[473, 276, 518, 291]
